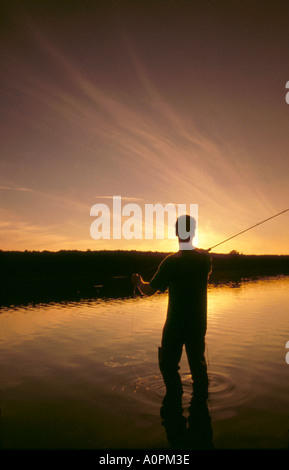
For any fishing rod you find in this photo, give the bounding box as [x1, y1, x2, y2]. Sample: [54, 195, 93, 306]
[134, 207, 289, 265]
[207, 207, 289, 252]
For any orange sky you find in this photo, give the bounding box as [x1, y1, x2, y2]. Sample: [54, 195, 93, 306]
[1, 0, 289, 254]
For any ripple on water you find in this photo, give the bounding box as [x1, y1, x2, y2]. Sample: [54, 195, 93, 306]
[109, 364, 164, 395]
[107, 357, 252, 422]
[207, 367, 251, 420]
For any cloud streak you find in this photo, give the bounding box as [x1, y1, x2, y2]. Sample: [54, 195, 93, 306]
[0, 185, 34, 192]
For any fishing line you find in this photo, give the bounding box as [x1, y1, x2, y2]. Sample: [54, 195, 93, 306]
[207, 207, 289, 252]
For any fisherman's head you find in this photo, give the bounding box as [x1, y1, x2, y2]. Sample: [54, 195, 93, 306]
[175, 214, 196, 242]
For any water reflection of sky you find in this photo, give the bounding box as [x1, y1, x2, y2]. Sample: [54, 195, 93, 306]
[1, 275, 289, 449]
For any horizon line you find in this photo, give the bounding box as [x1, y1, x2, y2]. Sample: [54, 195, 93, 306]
[1, 248, 289, 257]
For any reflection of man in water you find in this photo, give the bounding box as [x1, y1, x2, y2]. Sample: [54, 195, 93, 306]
[132, 214, 212, 400]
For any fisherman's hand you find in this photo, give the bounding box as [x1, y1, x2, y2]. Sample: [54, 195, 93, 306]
[131, 273, 142, 287]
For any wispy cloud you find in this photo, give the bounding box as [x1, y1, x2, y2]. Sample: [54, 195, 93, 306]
[0, 185, 34, 192]
[94, 196, 144, 201]
[1, 7, 288, 254]
[0, 209, 89, 251]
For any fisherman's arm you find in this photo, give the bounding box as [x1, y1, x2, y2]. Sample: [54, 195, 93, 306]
[131, 274, 157, 296]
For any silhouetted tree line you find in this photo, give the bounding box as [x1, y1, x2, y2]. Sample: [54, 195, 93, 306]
[0, 249, 288, 307]
[1, 249, 289, 282]
[0, 249, 166, 282]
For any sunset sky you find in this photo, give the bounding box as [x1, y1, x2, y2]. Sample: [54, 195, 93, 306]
[1, 0, 289, 254]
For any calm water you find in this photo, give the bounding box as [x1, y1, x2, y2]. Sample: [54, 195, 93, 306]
[1, 275, 289, 450]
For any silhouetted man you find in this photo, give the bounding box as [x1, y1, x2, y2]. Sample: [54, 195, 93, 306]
[132, 215, 212, 400]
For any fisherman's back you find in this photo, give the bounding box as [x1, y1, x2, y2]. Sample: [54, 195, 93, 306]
[150, 248, 212, 334]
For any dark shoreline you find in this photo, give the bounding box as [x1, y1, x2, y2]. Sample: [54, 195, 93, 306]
[1, 249, 289, 307]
